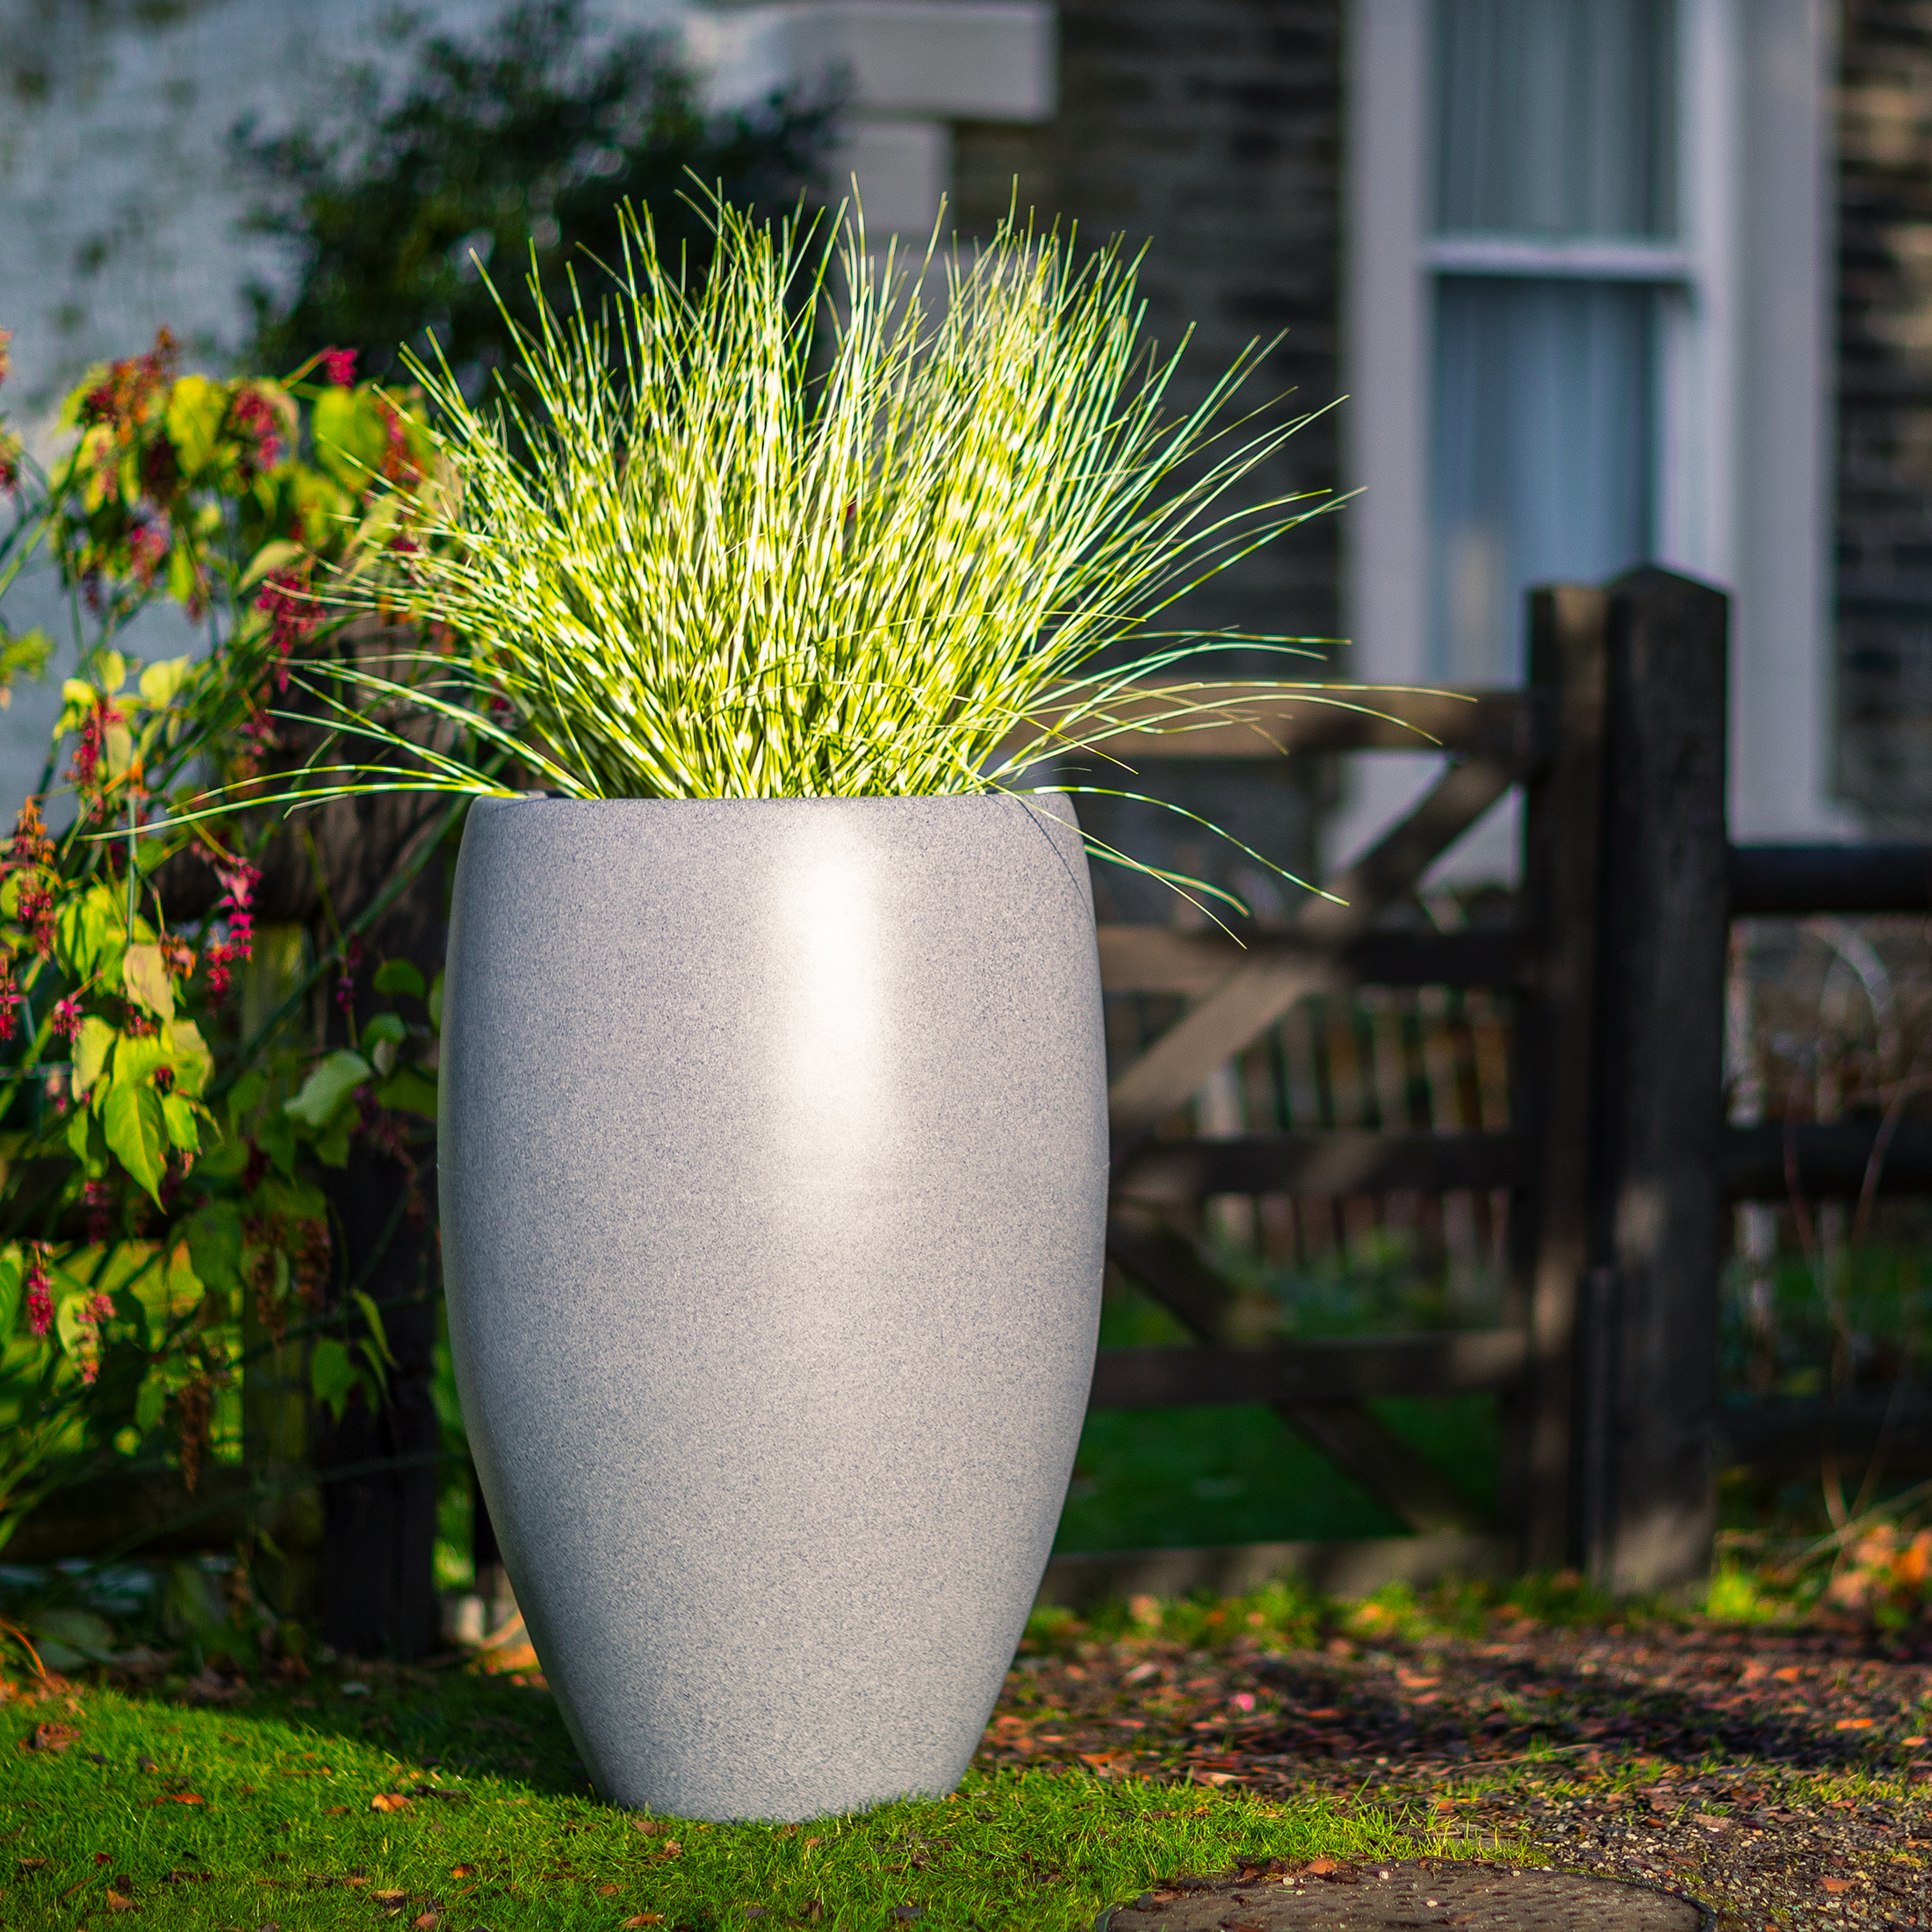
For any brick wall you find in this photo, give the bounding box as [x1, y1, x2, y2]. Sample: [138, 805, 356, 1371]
[952, 0, 1344, 910]
[1839, 0, 1932, 830]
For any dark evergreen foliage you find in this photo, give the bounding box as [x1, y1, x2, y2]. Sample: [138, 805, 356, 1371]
[232, 0, 835, 387]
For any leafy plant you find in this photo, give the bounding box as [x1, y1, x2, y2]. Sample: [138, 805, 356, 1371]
[233, 0, 833, 392]
[0, 327, 445, 1560]
[275, 195, 1346, 912]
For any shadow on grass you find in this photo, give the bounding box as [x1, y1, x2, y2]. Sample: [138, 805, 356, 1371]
[115, 1659, 597, 1799]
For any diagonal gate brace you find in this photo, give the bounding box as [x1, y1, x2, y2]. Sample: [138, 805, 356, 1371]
[1106, 749, 1537, 1162]
[1104, 1205, 1491, 1537]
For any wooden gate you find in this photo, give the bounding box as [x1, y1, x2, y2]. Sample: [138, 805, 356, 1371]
[1042, 568, 1734, 1604]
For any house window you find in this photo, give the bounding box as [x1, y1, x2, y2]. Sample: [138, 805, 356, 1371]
[1425, 0, 1682, 685]
[1339, 0, 1839, 862]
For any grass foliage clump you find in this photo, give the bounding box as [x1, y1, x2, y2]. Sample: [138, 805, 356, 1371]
[321, 193, 1334, 809]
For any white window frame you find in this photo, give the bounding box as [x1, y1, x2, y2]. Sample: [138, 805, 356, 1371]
[1332, 0, 1846, 879]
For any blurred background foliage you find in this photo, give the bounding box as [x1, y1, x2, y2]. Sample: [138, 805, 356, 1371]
[232, 0, 835, 393]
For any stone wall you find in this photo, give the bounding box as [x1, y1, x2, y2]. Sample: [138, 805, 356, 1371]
[952, 0, 1344, 909]
[1839, 0, 1932, 830]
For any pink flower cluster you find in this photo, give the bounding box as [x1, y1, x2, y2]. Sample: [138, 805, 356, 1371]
[227, 386, 283, 479]
[24, 1247, 50, 1337]
[202, 856, 260, 1006]
[254, 566, 319, 695]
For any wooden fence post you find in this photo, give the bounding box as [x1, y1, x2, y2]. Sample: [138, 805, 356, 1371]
[1510, 585, 1611, 1569]
[1582, 567, 1730, 1590]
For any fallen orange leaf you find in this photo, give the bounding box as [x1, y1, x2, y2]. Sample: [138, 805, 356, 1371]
[1905, 1736, 1928, 1748]
[1305, 1858, 1338, 1876]
[598, 1883, 619, 1894]
[371, 1792, 412, 1813]
[1821, 1876, 1849, 1893]
[451, 1864, 476, 1877]
[1834, 1718, 1875, 1731]
[621, 1917, 665, 1928]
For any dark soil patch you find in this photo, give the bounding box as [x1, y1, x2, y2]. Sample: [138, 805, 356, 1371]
[977, 1617, 1932, 1929]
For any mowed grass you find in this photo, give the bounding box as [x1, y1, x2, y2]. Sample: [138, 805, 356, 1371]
[7, 1661, 1445, 1930]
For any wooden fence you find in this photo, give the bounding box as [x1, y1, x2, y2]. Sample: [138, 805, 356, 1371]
[1045, 569, 1681, 1601]
[27, 564, 1932, 1631]
[1043, 566, 1932, 1608]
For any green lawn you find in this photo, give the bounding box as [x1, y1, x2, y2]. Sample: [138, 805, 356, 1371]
[1051, 1276, 1499, 1553]
[8, 1656, 1445, 1930]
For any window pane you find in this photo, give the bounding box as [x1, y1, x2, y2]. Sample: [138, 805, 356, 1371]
[1429, 278, 1654, 684]
[1432, 0, 1676, 238]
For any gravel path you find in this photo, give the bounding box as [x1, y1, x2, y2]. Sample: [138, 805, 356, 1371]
[974, 1614, 1932, 1929]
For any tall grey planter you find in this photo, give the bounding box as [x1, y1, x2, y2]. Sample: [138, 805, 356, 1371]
[439, 793, 1108, 1821]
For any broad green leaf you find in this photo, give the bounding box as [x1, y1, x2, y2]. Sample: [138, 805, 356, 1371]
[314, 1114, 352, 1167]
[309, 1337, 357, 1421]
[137, 655, 193, 707]
[362, 1012, 407, 1047]
[259, 1108, 298, 1178]
[0, 624, 52, 696]
[122, 942, 176, 1020]
[134, 1373, 167, 1432]
[108, 1031, 169, 1094]
[54, 1287, 97, 1353]
[90, 648, 126, 695]
[163, 373, 224, 479]
[73, 1017, 115, 1098]
[237, 537, 306, 591]
[133, 837, 169, 874]
[103, 1082, 168, 1201]
[427, 972, 443, 1032]
[226, 1068, 265, 1118]
[183, 1201, 243, 1297]
[161, 1017, 213, 1098]
[54, 883, 119, 982]
[372, 960, 425, 998]
[312, 386, 389, 491]
[54, 679, 96, 738]
[374, 1065, 438, 1121]
[165, 544, 199, 608]
[285, 1049, 371, 1128]
[0, 1246, 19, 1334]
[161, 1093, 199, 1153]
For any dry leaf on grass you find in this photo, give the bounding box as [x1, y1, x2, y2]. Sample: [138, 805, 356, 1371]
[20, 1721, 78, 1753]
[371, 1792, 412, 1813]
[621, 1916, 665, 1928]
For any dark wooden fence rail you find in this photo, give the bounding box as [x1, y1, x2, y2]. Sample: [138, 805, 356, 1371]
[1048, 567, 1735, 1604]
[26, 563, 1932, 1620]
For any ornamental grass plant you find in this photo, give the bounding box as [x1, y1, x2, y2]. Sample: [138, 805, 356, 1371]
[296, 191, 1357, 898]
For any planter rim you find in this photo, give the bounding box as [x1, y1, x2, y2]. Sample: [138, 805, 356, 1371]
[501, 789, 1069, 806]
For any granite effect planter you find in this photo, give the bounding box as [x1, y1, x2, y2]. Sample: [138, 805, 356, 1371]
[439, 792, 1108, 1820]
